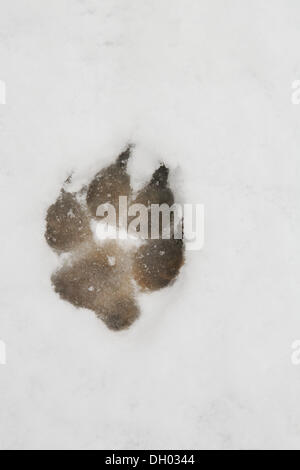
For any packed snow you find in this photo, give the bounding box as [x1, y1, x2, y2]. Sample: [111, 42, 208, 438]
[1, 0, 300, 450]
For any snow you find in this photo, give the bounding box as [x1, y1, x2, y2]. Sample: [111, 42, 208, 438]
[1, 0, 300, 450]
[107, 257, 116, 267]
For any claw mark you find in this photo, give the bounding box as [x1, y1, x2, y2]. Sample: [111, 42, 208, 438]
[45, 146, 185, 331]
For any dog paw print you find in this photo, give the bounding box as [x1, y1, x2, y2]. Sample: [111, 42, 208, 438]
[45, 146, 185, 331]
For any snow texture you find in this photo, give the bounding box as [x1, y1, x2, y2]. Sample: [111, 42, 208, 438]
[1, 0, 300, 450]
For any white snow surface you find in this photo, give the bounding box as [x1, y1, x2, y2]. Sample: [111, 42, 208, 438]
[1, 0, 300, 450]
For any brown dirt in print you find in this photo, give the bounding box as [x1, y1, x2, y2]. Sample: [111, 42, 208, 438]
[45, 146, 185, 331]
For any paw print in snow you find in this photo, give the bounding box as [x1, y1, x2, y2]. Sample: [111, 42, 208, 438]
[45, 146, 184, 331]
